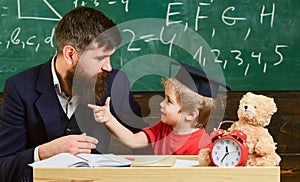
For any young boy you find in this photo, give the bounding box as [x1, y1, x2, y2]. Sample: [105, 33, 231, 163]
[88, 62, 230, 155]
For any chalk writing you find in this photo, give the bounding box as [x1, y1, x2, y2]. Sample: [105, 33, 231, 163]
[1, 6, 8, 17]
[166, 2, 183, 26]
[274, 45, 288, 66]
[194, 46, 206, 66]
[193, 45, 287, 75]
[163, 1, 288, 76]
[261, 3, 275, 28]
[123, 29, 141, 52]
[195, 2, 211, 31]
[0, 0, 297, 92]
[166, 2, 276, 31]
[17, 0, 61, 21]
[0, 0, 289, 76]
[251, 52, 261, 65]
[17, 0, 129, 22]
[221, 6, 247, 26]
[244, 28, 251, 40]
[159, 26, 176, 57]
[0, 65, 17, 73]
[4, 27, 55, 52]
[73, 0, 129, 12]
[120, 23, 288, 76]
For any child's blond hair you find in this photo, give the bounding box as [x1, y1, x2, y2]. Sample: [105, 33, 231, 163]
[162, 78, 215, 128]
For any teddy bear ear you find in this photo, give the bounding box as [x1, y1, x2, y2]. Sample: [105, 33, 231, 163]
[244, 92, 254, 99]
[268, 98, 278, 114]
[240, 92, 252, 103]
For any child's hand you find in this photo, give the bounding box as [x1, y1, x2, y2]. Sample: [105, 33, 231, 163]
[88, 97, 111, 123]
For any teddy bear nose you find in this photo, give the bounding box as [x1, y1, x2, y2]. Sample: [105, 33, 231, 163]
[244, 105, 248, 109]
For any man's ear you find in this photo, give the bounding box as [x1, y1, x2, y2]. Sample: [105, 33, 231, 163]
[63, 45, 78, 65]
[186, 109, 199, 121]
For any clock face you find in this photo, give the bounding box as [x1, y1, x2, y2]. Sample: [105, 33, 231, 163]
[211, 138, 242, 167]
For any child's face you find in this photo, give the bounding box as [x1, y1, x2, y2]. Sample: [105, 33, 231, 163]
[160, 87, 184, 126]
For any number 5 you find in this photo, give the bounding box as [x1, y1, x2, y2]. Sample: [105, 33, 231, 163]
[274, 45, 288, 66]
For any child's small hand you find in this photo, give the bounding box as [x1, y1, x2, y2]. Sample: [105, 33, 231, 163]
[88, 97, 111, 123]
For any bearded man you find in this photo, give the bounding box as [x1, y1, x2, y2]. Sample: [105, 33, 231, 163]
[0, 7, 147, 182]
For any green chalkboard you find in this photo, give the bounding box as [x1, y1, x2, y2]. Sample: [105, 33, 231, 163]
[0, 0, 299, 92]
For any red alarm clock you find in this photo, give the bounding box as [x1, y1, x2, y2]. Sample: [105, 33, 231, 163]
[208, 124, 248, 167]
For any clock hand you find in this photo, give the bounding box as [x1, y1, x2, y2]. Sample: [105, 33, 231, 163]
[221, 153, 228, 162]
[221, 146, 229, 162]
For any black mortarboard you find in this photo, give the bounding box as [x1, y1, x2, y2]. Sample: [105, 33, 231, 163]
[169, 61, 231, 98]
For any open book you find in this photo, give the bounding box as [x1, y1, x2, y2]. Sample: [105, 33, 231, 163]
[29, 153, 131, 168]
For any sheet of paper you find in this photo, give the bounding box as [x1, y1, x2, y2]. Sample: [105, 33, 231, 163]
[174, 159, 199, 167]
[130, 156, 176, 167]
[77, 154, 131, 167]
[29, 153, 85, 168]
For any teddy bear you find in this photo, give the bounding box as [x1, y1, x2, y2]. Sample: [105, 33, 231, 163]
[198, 92, 281, 166]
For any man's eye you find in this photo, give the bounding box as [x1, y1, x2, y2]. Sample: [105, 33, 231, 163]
[95, 56, 106, 61]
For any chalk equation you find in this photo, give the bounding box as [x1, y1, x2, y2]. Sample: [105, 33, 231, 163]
[0, 0, 291, 78]
[122, 25, 288, 76]
[73, 0, 129, 12]
[16, 0, 129, 22]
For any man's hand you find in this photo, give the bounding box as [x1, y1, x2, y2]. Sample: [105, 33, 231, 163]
[38, 133, 98, 160]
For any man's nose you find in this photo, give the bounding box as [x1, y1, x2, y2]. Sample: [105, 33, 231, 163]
[101, 59, 112, 72]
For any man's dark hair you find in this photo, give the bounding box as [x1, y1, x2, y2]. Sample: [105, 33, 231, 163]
[55, 6, 122, 54]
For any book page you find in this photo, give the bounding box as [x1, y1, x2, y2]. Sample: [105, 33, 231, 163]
[77, 154, 131, 167]
[29, 153, 131, 168]
[29, 153, 88, 168]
